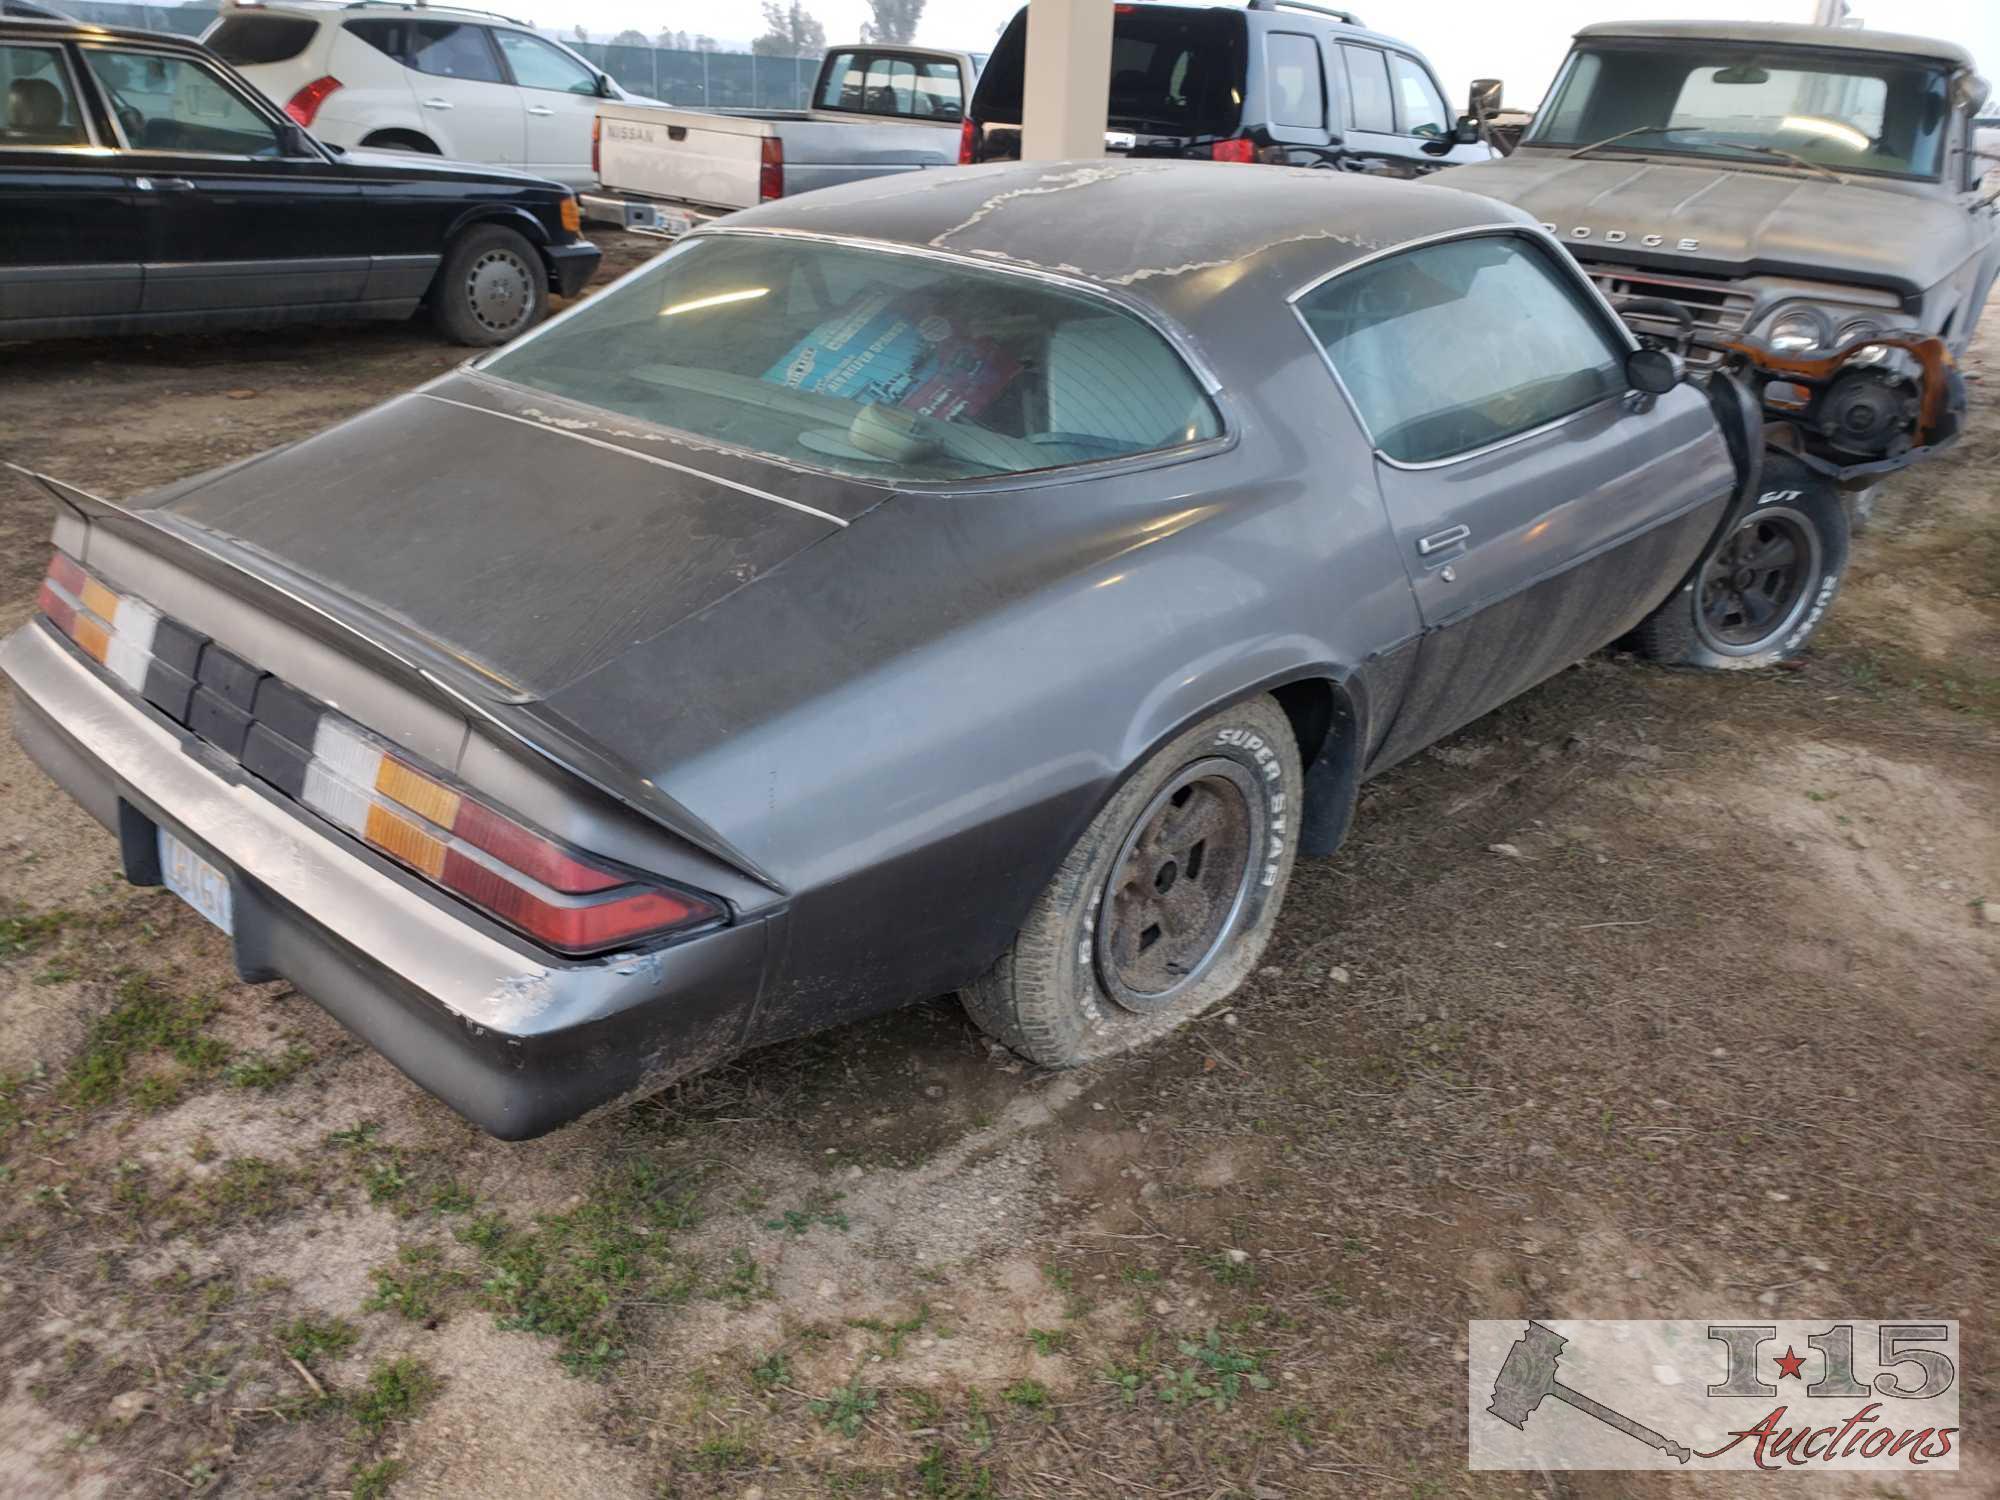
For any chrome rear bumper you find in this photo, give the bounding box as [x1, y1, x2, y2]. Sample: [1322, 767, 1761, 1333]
[2, 620, 769, 1138]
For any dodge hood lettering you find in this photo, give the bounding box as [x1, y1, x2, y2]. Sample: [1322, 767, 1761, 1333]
[1452, 155, 1984, 296]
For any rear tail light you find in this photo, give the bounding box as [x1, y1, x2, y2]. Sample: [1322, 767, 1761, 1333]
[1209, 137, 1256, 163]
[37, 552, 721, 956]
[284, 75, 341, 128]
[759, 136, 783, 202]
[957, 115, 975, 165]
[591, 114, 601, 177]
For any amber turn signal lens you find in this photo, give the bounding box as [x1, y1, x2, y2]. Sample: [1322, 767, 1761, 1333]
[560, 195, 582, 234]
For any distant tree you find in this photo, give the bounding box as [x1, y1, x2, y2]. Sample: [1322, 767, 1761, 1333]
[655, 28, 693, 48]
[693, 34, 721, 52]
[858, 0, 923, 45]
[752, 0, 825, 56]
[570, 24, 589, 42]
[610, 28, 649, 46]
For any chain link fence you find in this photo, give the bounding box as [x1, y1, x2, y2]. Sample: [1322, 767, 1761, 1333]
[60, 3, 822, 110]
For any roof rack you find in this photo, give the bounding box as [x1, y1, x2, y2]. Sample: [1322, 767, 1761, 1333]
[337, 0, 532, 27]
[1246, 0, 1364, 25]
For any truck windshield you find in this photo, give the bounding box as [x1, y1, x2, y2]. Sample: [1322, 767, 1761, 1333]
[478, 236, 1222, 482]
[1527, 43, 1952, 180]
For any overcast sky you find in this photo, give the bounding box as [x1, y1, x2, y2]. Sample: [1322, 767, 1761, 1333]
[551, 0, 1998, 110]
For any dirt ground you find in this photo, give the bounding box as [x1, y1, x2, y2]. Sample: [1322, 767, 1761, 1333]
[0, 234, 1993, 1500]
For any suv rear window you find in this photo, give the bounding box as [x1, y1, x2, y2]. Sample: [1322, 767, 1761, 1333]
[976, 5, 1245, 139]
[206, 15, 318, 66]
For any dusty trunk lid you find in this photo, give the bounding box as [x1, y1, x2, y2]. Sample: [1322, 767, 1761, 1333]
[131, 374, 887, 703]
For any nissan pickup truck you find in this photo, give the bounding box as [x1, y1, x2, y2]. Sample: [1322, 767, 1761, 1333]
[584, 43, 982, 234]
[1452, 20, 2000, 506]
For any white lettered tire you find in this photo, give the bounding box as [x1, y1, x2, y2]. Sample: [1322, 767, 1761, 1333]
[1630, 454, 1849, 671]
[963, 696, 1303, 1067]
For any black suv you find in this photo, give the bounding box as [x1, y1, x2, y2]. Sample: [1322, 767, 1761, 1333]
[0, 16, 599, 345]
[967, 0, 1491, 176]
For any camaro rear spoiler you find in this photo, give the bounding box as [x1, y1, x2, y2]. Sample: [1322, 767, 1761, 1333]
[9, 465, 785, 896]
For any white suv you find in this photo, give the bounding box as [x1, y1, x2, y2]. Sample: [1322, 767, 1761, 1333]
[203, 1, 647, 188]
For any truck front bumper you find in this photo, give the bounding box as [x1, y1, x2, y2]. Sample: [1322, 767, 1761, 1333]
[1, 621, 769, 1140]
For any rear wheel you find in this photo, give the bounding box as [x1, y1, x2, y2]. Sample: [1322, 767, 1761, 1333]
[962, 696, 1302, 1067]
[433, 225, 546, 346]
[1630, 455, 1848, 670]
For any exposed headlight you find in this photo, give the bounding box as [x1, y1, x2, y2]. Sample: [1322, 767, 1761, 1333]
[1766, 307, 1829, 354]
[1836, 319, 1892, 365]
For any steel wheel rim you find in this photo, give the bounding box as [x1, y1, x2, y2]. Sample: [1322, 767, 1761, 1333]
[1095, 758, 1262, 1013]
[1695, 508, 1820, 654]
[466, 248, 533, 336]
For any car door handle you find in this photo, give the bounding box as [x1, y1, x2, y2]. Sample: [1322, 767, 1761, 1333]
[422, 97, 454, 110]
[526, 104, 554, 116]
[136, 176, 196, 192]
[1417, 525, 1470, 556]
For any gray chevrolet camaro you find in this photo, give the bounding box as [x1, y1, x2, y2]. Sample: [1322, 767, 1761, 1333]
[4, 160, 1844, 1138]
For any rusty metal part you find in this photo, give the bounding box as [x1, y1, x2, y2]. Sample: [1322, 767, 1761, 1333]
[1713, 333, 1956, 445]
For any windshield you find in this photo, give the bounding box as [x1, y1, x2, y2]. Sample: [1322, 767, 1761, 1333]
[1527, 42, 1952, 179]
[479, 237, 1222, 482]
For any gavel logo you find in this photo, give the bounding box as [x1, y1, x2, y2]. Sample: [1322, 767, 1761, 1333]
[1487, 1321, 1693, 1464]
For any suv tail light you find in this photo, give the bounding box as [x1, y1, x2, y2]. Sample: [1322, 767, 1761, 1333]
[957, 115, 975, 165]
[37, 552, 722, 957]
[284, 75, 341, 129]
[1209, 137, 1256, 163]
[759, 136, 783, 202]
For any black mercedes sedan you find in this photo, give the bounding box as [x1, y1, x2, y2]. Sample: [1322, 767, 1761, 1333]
[0, 16, 598, 344]
[2, 160, 1859, 1138]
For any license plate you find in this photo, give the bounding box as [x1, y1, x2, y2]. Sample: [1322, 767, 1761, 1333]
[158, 827, 234, 936]
[646, 206, 693, 235]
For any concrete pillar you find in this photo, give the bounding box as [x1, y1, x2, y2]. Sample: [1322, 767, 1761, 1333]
[1020, 0, 1114, 162]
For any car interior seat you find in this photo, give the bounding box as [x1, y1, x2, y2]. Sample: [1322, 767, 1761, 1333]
[5, 76, 82, 145]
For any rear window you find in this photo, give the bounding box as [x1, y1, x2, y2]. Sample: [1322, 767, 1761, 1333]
[480, 237, 1222, 483]
[206, 15, 318, 67]
[975, 4, 1244, 138]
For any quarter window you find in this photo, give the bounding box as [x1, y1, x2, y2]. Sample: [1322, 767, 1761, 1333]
[494, 30, 598, 94]
[1341, 45, 1393, 133]
[1389, 53, 1448, 137]
[1, 43, 88, 148]
[1266, 33, 1324, 130]
[1297, 236, 1626, 464]
[83, 47, 281, 156]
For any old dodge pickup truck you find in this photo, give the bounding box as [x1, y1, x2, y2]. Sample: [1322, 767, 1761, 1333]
[1453, 20, 1999, 508]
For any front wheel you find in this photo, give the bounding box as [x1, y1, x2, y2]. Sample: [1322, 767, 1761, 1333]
[1629, 456, 1849, 670]
[433, 225, 548, 347]
[962, 696, 1303, 1068]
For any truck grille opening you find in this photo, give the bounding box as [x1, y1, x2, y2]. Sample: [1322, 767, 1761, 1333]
[1582, 264, 1755, 368]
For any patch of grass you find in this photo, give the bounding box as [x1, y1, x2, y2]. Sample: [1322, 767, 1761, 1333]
[429, 1180, 475, 1215]
[365, 1161, 411, 1205]
[350, 1459, 402, 1500]
[810, 1379, 878, 1437]
[1200, 1251, 1255, 1287]
[750, 1350, 791, 1391]
[762, 1193, 850, 1236]
[196, 1156, 297, 1224]
[278, 1314, 358, 1372]
[366, 1244, 467, 1323]
[225, 1043, 315, 1090]
[1118, 1265, 1161, 1285]
[1025, 1328, 1067, 1357]
[1001, 1378, 1048, 1410]
[917, 1446, 997, 1499]
[693, 1428, 756, 1470]
[710, 1248, 771, 1310]
[63, 974, 228, 1107]
[1100, 1360, 1146, 1405]
[454, 1212, 507, 1252]
[847, 1303, 929, 1357]
[1158, 1330, 1270, 1412]
[0, 908, 68, 958]
[470, 1156, 701, 1376]
[350, 1357, 439, 1434]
